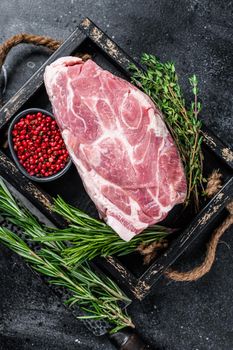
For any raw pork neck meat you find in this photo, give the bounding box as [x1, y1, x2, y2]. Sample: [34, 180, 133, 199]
[44, 57, 187, 241]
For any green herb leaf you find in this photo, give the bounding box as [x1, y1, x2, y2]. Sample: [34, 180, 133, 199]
[130, 54, 204, 209]
[0, 178, 133, 333]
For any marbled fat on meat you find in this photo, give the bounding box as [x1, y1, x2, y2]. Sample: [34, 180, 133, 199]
[44, 57, 187, 241]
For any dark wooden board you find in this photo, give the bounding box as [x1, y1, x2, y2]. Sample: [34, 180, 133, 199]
[0, 18, 232, 300]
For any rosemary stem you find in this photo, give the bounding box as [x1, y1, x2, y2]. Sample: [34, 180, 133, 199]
[0, 179, 133, 332]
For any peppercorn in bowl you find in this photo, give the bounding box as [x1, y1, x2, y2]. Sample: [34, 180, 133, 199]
[8, 108, 72, 182]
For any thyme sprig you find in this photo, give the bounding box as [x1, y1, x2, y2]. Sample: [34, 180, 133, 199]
[0, 179, 133, 333]
[130, 54, 204, 209]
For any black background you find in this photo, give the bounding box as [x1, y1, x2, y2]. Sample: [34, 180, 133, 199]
[0, 1, 233, 349]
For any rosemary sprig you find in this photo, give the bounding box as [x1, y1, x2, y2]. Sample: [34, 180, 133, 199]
[0, 227, 132, 332]
[0, 179, 133, 333]
[0, 181, 170, 266]
[130, 54, 204, 209]
[38, 225, 169, 266]
[35, 196, 170, 266]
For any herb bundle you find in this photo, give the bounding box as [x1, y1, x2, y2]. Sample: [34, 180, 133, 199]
[35, 196, 170, 266]
[0, 178, 170, 265]
[130, 54, 204, 208]
[0, 179, 133, 333]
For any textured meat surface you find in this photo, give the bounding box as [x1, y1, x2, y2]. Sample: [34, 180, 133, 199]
[44, 56, 187, 241]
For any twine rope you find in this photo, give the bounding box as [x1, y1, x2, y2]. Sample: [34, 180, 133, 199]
[0, 34, 232, 282]
[165, 171, 233, 281]
[165, 201, 233, 281]
[0, 33, 61, 68]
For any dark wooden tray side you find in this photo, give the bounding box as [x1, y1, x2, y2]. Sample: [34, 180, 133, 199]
[0, 18, 232, 301]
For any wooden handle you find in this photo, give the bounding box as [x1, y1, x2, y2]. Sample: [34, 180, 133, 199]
[109, 327, 155, 350]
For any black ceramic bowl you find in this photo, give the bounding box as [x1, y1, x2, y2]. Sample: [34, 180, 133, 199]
[8, 108, 72, 182]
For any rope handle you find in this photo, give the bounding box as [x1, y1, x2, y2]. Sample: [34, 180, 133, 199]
[0, 35, 232, 283]
[165, 201, 233, 281]
[0, 33, 61, 68]
[164, 171, 232, 281]
[137, 173, 233, 281]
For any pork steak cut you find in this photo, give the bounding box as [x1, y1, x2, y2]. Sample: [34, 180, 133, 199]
[44, 57, 187, 241]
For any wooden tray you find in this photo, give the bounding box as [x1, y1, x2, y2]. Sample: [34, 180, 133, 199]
[0, 18, 232, 300]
